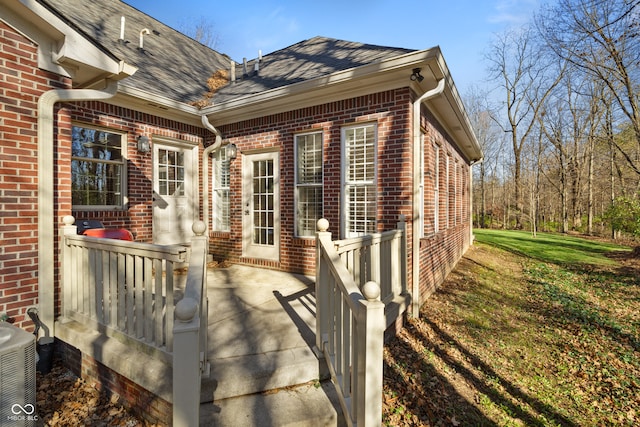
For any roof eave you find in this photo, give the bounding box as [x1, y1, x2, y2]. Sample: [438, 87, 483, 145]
[201, 48, 442, 123]
[422, 53, 483, 162]
[202, 47, 482, 162]
[4, 0, 134, 86]
[109, 84, 204, 126]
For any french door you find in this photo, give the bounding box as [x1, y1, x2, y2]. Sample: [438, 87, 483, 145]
[242, 151, 280, 260]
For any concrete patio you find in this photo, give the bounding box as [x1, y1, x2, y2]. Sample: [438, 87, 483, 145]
[56, 263, 345, 426]
[198, 264, 344, 426]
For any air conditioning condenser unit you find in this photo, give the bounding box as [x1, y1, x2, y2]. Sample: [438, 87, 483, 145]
[0, 322, 37, 426]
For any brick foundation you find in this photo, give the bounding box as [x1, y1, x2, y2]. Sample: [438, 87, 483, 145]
[55, 339, 171, 426]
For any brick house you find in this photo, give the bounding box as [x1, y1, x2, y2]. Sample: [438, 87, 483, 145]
[1, 0, 481, 420]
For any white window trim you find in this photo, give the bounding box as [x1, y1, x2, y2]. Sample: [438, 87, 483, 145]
[434, 143, 440, 233]
[419, 133, 425, 238]
[294, 131, 323, 238]
[453, 160, 457, 226]
[212, 146, 231, 232]
[445, 153, 450, 229]
[341, 123, 378, 238]
[71, 123, 128, 211]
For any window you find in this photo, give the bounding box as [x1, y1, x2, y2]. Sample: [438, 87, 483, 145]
[213, 146, 231, 231]
[342, 124, 377, 237]
[446, 154, 450, 229]
[419, 133, 425, 238]
[71, 125, 126, 208]
[434, 143, 440, 233]
[295, 132, 323, 237]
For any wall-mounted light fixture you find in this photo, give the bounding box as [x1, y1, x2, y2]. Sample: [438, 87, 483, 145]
[227, 143, 238, 160]
[410, 68, 424, 82]
[137, 135, 151, 154]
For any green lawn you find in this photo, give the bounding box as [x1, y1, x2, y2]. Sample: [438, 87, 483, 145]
[473, 228, 630, 266]
[383, 229, 640, 426]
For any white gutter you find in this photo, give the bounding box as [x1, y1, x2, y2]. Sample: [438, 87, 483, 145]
[411, 78, 445, 317]
[37, 81, 119, 339]
[201, 115, 223, 232]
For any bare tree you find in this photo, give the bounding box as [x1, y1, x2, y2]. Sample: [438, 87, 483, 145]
[537, 0, 640, 176]
[178, 16, 220, 49]
[486, 25, 565, 229]
[465, 85, 504, 228]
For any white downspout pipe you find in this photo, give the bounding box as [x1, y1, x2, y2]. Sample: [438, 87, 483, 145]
[37, 81, 119, 338]
[201, 115, 223, 232]
[411, 78, 445, 317]
[469, 158, 482, 244]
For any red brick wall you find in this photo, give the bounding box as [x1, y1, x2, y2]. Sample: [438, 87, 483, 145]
[56, 340, 170, 425]
[418, 106, 473, 303]
[0, 22, 70, 329]
[210, 89, 415, 274]
[60, 102, 206, 242]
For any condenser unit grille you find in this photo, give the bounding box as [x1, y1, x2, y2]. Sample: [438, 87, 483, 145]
[0, 323, 37, 426]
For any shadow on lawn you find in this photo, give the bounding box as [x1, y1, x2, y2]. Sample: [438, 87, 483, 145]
[384, 315, 580, 427]
[384, 330, 497, 426]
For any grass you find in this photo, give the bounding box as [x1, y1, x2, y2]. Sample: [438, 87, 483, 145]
[473, 228, 630, 266]
[382, 229, 640, 426]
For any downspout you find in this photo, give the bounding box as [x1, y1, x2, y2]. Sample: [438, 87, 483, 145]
[201, 115, 223, 232]
[469, 158, 483, 244]
[37, 80, 119, 339]
[411, 78, 445, 317]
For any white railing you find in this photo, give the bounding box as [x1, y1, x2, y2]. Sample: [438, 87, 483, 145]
[62, 216, 187, 355]
[62, 216, 210, 427]
[173, 221, 209, 427]
[316, 218, 385, 427]
[333, 216, 407, 307]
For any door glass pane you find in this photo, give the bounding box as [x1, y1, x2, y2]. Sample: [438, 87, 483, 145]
[158, 148, 185, 196]
[252, 159, 275, 246]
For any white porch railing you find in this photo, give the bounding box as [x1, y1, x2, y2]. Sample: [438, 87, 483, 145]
[315, 218, 386, 427]
[61, 216, 209, 426]
[62, 217, 188, 354]
[173, 221, 209, 427]
[333, 216, 407, 307]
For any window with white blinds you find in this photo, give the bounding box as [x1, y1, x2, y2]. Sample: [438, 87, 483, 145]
[213, 146, 231, 231]
[295, 132, 323, 237]
[342, 124, 377, 237]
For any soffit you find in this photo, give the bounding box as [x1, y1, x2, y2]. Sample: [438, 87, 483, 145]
[3, 0, 128, 87]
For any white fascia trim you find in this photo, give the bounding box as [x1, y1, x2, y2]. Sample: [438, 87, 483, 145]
[201, 47, 442, 117]
[11, 0, 123, 78]
[111, 85, 203, 126]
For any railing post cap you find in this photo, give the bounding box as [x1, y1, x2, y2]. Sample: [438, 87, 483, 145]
[362, 281, 381, 301]
[317, 218, 329, 232]
[192, 220, 206, 236]
[175, 297, 198, 322]
[62, 215, 75, 226]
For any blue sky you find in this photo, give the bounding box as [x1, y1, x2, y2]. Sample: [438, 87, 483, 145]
[126, 0, 540, 94]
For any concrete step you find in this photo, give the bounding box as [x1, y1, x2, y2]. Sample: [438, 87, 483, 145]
[201, 346, 328, 402]
[200, 379, 346, 427]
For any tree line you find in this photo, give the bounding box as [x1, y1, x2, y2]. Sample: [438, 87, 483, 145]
[469, 0, 640, 240]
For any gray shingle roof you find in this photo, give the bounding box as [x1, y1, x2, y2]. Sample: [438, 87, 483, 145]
[40, 1, 416, 106]
[40, 0, 231, 103]
[212, 37, 415, 104]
